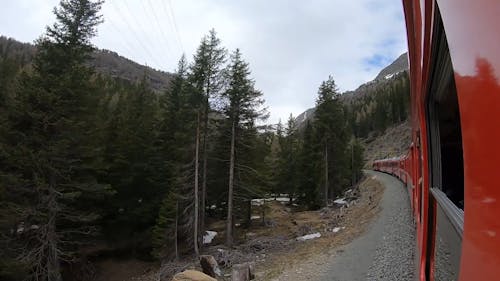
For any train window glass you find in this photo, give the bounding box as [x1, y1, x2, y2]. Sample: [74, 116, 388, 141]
[427, 6, 464, 280]
[427, 6, 464, 210]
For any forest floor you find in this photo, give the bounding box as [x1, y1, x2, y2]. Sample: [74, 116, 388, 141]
[257, 174, 384, 280]
[95, 173, 385, 281]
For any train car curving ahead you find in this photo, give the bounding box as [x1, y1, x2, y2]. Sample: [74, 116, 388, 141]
[374, 0, 500, 280]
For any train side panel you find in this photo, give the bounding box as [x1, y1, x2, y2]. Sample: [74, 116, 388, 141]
[437, 1, 500, 280]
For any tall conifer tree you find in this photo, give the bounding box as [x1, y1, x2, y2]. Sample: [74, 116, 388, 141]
[2, 1, 108, 280]
[314, 76, 348, 205]
[189, 29, 226, 247]
[222, 49, 266, 246]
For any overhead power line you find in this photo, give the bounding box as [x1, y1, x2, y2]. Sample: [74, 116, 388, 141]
[164, 0, 184, 53]
[102, 15, 138, 58]
[112, 0, 164, 69]
[145, 0, 175, 61]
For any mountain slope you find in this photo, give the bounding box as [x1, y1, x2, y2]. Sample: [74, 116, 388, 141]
[362, 121, 411, 167]
[374, 52, 408, 81]
[0, 36, 173, 92]
[295, 52, 409, 129]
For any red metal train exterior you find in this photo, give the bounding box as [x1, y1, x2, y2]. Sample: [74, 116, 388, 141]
[373, 0, 500, 280]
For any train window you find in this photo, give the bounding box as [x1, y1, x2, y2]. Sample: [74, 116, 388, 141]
[427, 5, 464, 280]
[426, 7, 464, 210]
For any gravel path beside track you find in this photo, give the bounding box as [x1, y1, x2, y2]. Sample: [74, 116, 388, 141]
[363, 171, 415, 281]
[273, 170, 415, 281]
[319, 170, 415, 281]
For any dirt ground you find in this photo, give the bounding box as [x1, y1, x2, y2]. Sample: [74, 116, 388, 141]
[101, 174, 384, 281]
[257, 175, 384, 280]
[93, 258, 156, 281]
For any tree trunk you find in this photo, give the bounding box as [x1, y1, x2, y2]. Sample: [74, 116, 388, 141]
[201, 114, 208, 239]
[261, 200, 266, 226]
[245, 199, 251, 228]
[226, 120, 236, 247]
[47, 175, 62, 281]
[174, 200, 179, 261]
[194, 111, 200, 256]
[324, 143, 329, 207]
[201, 83, 210, 238]
[351, 142, 355, 186]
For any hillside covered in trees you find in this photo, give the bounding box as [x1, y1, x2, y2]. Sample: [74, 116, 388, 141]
[296, 54, 410, 139]
[0, 1, 371, 280]
[0, 36, 174, 93]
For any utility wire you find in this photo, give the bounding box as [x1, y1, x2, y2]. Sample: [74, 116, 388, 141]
[160, 0, 179, 52]
[145, 0, 175, 62]
[139, 0, 173, 64]
[121, 0, 169, 69]
[164, 0, 184, 53]
[110, 1, 159, 67]
[102, 15, 138, 58]
[113, 0, 164, 69]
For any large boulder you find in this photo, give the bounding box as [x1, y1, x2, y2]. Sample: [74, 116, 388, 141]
[171, 270, 217, 281]
[200, 255, 221, 278]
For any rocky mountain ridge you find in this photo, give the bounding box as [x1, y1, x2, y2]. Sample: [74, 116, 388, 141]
[0, 36, 173, 92]
[295, 52, 409, 128]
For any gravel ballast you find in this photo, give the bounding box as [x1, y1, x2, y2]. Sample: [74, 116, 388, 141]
[364, 171, 415, 281]
[273, 170, 416, 281]
[318, 171, 416, 281]
[318, 170, 415, 281]
[274, 171, 416, 281]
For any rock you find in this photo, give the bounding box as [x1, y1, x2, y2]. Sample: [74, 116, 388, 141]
[231, 262, 255, 281]
[231, 264, 249, 281]
[297, 224, 313, 236]
[265, 219, 277, 227]
[247, 262, 255, 279]
[200, 255, 221, 278]
[171, 270, 217, 281]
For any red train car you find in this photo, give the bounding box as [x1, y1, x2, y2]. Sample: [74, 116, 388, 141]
[374, 0, 500, 280]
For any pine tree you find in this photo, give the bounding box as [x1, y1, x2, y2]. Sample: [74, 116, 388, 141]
[152, 55, 198, 259]
[277, 114, 300, 203]
[151, 191, 179, 260]
[222, 49, 266, 246]
[106, 78, 163, 240]
[189, 30, 226, 241]
[350, 138, 365, 185]
[0, 41, 28, 281]
[297, 121, 320, 208]
[314, 76, 349, 206]
[2, 1, 108, 280]
[265, 131, 281, 198]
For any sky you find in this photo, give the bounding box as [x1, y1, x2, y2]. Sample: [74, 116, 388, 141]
[0, 0, 408, 124]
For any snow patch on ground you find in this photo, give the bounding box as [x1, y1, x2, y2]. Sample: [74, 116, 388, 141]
[251, 215, 261, 220]
[334, 198, 348, 205]
[384, 73, 395, 79]
[203, 231, 217, 244]
[331, 226, 345, 233]
[296, 232, 321, 241]
[251, 198, 264, 206]
[251, 196, 292, 206]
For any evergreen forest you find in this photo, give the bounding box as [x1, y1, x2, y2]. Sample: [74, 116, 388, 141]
[0, 1, 409, 280]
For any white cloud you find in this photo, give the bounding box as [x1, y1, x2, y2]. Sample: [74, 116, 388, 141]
[0, 0, 407, 124]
